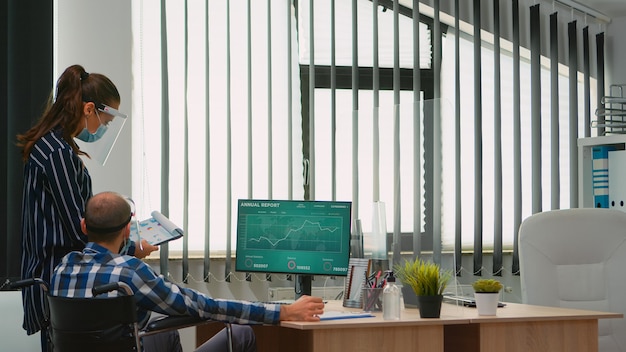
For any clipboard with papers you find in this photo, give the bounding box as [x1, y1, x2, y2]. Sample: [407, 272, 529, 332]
[131, 211, 184, 246]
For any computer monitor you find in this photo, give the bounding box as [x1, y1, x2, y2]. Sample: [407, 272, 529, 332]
[235, 199, 352, 299]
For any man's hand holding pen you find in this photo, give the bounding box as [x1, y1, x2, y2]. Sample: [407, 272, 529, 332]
[134, 239, 158, 259]
[279, 296, 325, 322]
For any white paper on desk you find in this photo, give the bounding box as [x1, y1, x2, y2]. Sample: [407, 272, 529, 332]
[319, 311, 374, 321]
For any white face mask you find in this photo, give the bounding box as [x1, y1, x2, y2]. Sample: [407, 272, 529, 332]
[76, 110, 108, 143]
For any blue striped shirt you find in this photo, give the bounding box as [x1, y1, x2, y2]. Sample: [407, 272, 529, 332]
[20, 129, 92, 335]
[51, 243, 282, 327]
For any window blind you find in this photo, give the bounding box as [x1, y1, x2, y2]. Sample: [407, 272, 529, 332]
[133, 0, 605, 282]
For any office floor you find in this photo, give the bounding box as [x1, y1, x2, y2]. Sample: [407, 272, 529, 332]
[1, 291, 41, 352]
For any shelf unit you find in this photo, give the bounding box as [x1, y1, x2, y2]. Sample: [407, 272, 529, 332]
[578, 135, 626, 208]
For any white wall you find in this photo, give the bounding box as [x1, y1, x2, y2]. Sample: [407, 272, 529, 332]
[605, 16, 626, 87]
[1, 2, 134, 350]
[55, 0, 133, 196]
[0, 291, 40, 351]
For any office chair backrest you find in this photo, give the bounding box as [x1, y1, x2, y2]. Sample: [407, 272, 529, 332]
[47, 294, 140, 352]
[519, 208, 626, 352]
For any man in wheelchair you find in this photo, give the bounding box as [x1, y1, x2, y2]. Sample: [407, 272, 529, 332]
[50, 191, 325, 352]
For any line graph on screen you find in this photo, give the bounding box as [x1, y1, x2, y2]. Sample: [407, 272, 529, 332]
[240, 215, 344, 252]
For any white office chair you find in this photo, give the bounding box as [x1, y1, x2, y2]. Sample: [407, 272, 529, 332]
[519, 208, 626, 352]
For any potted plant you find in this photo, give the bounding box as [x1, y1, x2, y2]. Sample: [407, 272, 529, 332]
[394, 258, 452, 318]
[472, 278, 503, 316]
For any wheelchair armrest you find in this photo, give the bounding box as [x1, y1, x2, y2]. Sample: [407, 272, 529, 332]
[92, 282, 134, 296]
[10, 278, 49, 291]
[144, 315, 206, 332]
[9, 278, 38, 289]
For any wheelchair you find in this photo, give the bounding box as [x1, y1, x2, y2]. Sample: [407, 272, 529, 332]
[11, 278, 233, 352]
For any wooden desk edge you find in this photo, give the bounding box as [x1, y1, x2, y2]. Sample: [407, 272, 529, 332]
[281, 317, 471, 330]
[464, 302, 623, 323]
[279, 301, 623, 329]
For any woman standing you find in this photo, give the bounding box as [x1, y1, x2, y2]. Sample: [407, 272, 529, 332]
[16, 64, 156, 351]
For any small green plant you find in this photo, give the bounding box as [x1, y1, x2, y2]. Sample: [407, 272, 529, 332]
[472, 278, 503, 293]
[394, 258, 452, 296]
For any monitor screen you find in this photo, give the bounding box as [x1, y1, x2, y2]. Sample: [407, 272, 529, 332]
[235, 199, 352, 277]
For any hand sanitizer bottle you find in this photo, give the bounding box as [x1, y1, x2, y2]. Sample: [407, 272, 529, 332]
[383, 270, 401, 320]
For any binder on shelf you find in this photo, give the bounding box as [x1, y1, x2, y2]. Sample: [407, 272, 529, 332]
[609, 150, 626, 212]
[592, 145, 616, 208]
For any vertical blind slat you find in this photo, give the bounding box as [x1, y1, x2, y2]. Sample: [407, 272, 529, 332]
[203, 0, 211, 282]
[284, 0, 294, 282]
[247, 0, 253, 197]
[511, 0, 522, 275]
[159, 0, 170, 275]
[373, 0, 380, 203]
[583, 26, 591, 137]
[432, 0, 442, 265]
[392, 0, 401, 267]
[225, 0, 232, 281]
[182, 0, 190, 283]
[530, 4, 542, 215]
[287, 0, 294, 200]
[268, 0, 274, 197]
[596, 32, 605, 136]
[331, 0, 337, 200]
[413, 0, 422, 261]
[472, 0, 483, 275]
[568, 20, 579, 208]
[309, 0, 316, 200]
[352, 0, 360, 219]
[492, 0, 503, 276]
[265, 0, 274, 283]
[453, 0, 461, 274]
[550, 12, 560, 211]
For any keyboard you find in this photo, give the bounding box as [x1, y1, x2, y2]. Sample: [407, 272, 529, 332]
[443, 295, 506, 308]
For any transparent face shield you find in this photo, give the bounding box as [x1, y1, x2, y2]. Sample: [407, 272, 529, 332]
[75, 103, 127, 166]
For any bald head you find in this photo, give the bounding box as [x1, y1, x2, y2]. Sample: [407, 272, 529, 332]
[84, 192, 132, 241]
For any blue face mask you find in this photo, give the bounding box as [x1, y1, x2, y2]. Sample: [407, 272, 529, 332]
[76, 110, 108, 143]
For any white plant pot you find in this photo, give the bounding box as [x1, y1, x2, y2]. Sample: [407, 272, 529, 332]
[474, 292, 500, 316]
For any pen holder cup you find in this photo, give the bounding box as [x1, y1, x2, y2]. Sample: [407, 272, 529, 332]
[362, 288, 383, 312]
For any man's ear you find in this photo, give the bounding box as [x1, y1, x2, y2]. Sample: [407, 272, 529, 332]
[125, 222, 132, 239]
[80, 218, 88, 236]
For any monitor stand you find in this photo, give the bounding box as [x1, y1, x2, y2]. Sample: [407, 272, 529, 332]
[294, 274, 312, 300]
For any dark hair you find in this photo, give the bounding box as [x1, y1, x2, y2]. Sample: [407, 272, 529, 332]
[16, 64, 121, 162]
[84, 192, 131, 242]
